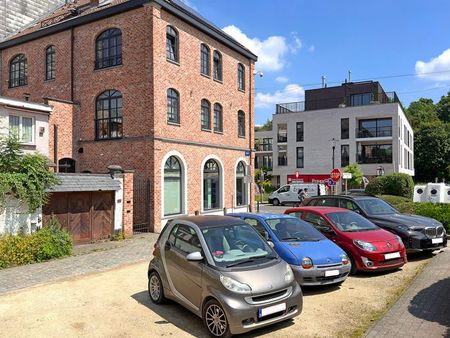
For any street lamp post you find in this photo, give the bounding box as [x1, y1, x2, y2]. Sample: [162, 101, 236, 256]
[330, 138, 338, 194]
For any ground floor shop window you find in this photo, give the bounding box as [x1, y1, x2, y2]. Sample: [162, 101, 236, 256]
[236, 161, 247, 206]
[203, 159, 221, 210]
[164, 156, 183, 216]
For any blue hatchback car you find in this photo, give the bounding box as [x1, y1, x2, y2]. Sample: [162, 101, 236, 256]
[228, 213, 351, 286]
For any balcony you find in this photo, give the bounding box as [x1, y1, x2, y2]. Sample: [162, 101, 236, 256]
[276, 91, 400, 114]
[356, 126, 392, 138]
[357, 155, 393, 164]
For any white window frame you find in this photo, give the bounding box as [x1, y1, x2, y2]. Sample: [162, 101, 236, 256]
[9, 115, 34, 145]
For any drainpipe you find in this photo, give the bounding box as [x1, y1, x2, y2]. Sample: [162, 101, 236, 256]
[54, 125, 59, 172]
[70, 28, 74, 101]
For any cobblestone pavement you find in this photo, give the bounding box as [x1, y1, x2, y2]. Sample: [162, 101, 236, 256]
[365, 247, 450, 338]
[0, 233, 158, 293]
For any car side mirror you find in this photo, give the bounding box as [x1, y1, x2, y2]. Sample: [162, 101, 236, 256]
[267, 241, 274, 248]
[186, 251, 204, 261]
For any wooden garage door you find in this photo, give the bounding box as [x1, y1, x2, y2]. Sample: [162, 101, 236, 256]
[43, 191, 114, 243]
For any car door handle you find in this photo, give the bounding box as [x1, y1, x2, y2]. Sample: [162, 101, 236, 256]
[164, 241, 171, 250]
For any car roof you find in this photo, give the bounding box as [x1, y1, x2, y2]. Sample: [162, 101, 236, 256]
[170, 215, 245, 228]
[285, 206, 349, 214]
[310, 194, 377, 200]
[228, 212, 294, 220]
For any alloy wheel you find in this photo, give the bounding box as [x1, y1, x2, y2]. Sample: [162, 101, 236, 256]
[149, 274, 161, 301]
[205, 304, 227, 337]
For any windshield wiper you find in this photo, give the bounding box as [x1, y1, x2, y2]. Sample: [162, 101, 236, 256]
[281, 237, 304, 241]
[225, 255, 276, 268]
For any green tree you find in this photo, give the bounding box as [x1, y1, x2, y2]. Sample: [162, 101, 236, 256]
[414, 120, 450, 182]
[0, 136, 59, 212]
[436, 91, 450, 123]
[343, 163, 363, 188]
[406, 98, 439, 129]
[255, 118, 272, 131]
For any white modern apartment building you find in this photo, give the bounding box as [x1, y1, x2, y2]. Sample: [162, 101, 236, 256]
[0, 96, 52, 156]
[255, 81, 414, 187]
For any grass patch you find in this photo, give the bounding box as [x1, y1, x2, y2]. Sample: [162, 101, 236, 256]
[342, 261, 429, 338]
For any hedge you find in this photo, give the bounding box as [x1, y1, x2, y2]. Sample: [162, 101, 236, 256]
[366, 173, 415, 198]
[0, 222, 72, 269]
[379, 195, 450, 232]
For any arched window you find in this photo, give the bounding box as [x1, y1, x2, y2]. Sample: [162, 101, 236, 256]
[58, 158, 76, 173]
[236, 161, 247, 206]
[95, 90, 123, 140]
[238, 63, 245, 91]
[95, 28, 122, 69]
[9, 54, 27, 88]
[167, 88, 180, 124]
[45, 46, 56, 80]
[203, 159, 221, 210]
[164, 156, 183, 216]
[200, 43, 210, 75]
[166, 26, 179, 62]
[238, 110, 246, 137]
[213, 103, 222, 133]
[201, 99, 211, 130]
[213, 51, 222, 81]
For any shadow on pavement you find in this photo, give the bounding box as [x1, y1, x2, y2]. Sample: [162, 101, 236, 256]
[408, 277, 450, 334]
[131, 290, 296, 337]
[302, 283, 341, 296]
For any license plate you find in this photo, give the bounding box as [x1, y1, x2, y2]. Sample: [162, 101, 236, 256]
[432, 238, 443, 244]
[325, 270, 339, 277]
[258, 303, 286, 317]
[385, 252, 400, 260]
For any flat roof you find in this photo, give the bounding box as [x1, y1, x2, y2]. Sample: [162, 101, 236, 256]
[0, 96, 53, 113]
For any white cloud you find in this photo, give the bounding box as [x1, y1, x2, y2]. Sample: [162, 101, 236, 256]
[276, 76, 289, 83]
[308, 45, 315, 53]
[415, 49, 450, 81]
[255, 84, 305, 108]
[222, 25, 301, 72]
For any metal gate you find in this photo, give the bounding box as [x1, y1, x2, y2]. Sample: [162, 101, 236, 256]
[133, 175, 151, 233]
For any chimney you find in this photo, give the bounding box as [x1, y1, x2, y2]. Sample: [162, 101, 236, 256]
[90, 0, 100, 6]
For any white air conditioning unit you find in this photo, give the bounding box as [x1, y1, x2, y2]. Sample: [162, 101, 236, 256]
[425, 183, 445, 204]
[444, 185, 450, 204]
[413, 185, 426, 203]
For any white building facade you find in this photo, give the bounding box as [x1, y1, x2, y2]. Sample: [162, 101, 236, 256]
[255, 81, 414, 187]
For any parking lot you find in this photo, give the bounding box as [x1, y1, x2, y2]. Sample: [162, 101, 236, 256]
[0, 248, 434, 338]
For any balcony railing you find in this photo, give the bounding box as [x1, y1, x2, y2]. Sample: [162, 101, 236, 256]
[357, 155, 392, 164]
[276, 91, 400, 114]
[255, 145, 273, 151]
[356, 126, 392, 138]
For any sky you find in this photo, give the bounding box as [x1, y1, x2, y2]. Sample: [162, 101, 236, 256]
[181, 0, 450, 125]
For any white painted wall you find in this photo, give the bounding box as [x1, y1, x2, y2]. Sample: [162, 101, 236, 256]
[0, 196, 42, 234]
[0, 105, 50, 156]
[113, 176, 124, 232]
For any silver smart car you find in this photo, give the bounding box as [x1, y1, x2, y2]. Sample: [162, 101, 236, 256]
[148, 216, 303, 337]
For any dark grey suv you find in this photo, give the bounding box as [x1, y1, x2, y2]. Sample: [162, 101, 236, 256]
[148, 216, 302, 337]
[304, 195, 447, 253]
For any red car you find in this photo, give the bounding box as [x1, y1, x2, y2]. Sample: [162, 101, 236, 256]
[284, 206, 407, 273]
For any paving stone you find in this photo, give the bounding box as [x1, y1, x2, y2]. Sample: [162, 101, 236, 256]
[0, 233, 158, 293]
[365, 248, 450, 338]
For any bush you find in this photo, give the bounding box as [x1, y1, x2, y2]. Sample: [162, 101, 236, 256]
[0, 219, 72, 269]
[366, 173, 414, 198]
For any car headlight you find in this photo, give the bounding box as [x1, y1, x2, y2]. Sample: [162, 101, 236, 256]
[353, 240, 377, 252]
[220, 275, 252, 294]
[301, 257, 313, 269]
[396, 235, 404, 247]
[340, 254, 350, 265]
[285, 265, 294, 283]
[398, 224, 412, 231]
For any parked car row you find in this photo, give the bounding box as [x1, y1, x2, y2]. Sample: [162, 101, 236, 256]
[147, 195, 447, 337]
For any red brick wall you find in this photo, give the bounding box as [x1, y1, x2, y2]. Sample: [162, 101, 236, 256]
[0, 3, 255, 233]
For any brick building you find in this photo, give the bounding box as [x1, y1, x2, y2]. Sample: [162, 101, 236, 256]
[0, 0, 257, 232]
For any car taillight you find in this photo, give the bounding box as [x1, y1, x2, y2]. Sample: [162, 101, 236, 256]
[152, 242, 158, 256]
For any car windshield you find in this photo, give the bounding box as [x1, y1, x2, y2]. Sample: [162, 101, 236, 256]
[357, 198, 397, 215]
[265, 217, 326, 242]
[326, 212, 379, 232]
[202, 224, 275, 268]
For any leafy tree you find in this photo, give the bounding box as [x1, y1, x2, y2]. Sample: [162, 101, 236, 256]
[413, 120, 450, 182]
[406, 98, 439, 129]
[255, 118, 272, 131]
[255, 167, 274, 192]
[343, 163, 363, 188]
[0, 136, 59, 212]
[436, 91, 450, 123]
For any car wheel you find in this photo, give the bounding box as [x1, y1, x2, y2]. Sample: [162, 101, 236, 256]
[203, 299, 231, 338]
[348, 254, 358, 275]
[148, 271, 166, 304]
[272, 198, 280, 206]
